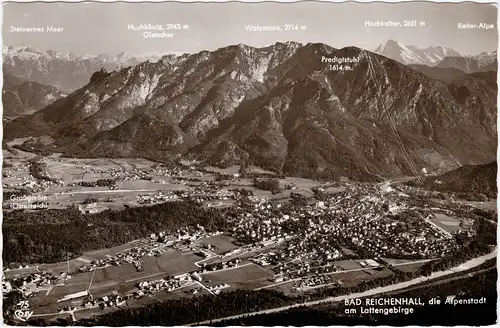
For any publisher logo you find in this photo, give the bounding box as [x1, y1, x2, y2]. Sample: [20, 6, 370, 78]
[14, 301, 33, 322]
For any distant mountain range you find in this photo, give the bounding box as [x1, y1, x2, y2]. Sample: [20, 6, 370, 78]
[5, 41, 497, 181]
[437, 52, 498, 73]
[3, 72, 65, 119]
[3, 46, 181, 93]
[374, 40, 497, 73]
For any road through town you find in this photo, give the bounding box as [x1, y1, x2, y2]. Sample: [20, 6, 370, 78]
[189, 249, 497, 325]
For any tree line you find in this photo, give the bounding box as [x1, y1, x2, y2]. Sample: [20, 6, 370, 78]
[3, 201, 230, 265]
[214, 269, 497, 326]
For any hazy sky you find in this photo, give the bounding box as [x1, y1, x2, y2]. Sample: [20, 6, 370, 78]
[3, 2, 497, 56]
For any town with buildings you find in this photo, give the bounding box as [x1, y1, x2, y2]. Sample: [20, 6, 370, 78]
[2, 153, 494, 324]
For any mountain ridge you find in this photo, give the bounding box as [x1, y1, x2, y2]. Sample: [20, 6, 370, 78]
[437, 51, 498, 73]
[2, 72, 66, 119]
[4, 41, 497, 181]
[374, 40, 497, 74]
[3, 45, 184, 93]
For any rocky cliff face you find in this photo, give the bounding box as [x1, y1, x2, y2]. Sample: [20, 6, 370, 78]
[5, 42, 497, 181]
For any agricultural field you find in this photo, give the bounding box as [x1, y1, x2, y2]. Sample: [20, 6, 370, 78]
[333, 259, 364, 271]
[329, 269, 384, 287]
[38, 259, 91, 275]
[81, 243, 140, 262]
[21, 243, 210, 319]
[124, 295, 159, 309]
[394, 261, 431, 273]
[4, 266, 39, 280]
[205, 165, 241, 175]
[201, 263, 273, 286]
[154, 251, 203, 276]
[359, 267, 394, 279]
[278, 177, 321, 194]
[203, 263, 274, 291]
[154, 283, 212, 301]
[197, 234, 240, 255]
[3, 147, 333, 215]
[433, 213, 462, 233]
[2, 150, 195, 211]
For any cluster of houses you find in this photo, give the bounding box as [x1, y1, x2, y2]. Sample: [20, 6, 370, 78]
[136, 278, 183, 294]
[207, 283, 230, 294]
[3, 174, 56, 193]
[232, 214, 289, 245]
[55, 292, 125, 314]
[2, 269, 70, 300]
[151, 164, 205, 177]
[273, 261, 341, 280]
[227, 184, 459, 270]
[93, 294, 127, 309]
[136, 186, 238, 205]
[77, 247, 150, 273]
[293, 274, 336, 291]
[76, 228, 209, 273]
[137, 191, 180, 204]
[75, 165, 123, 178]
[178, 182, 466, 288]
[75, 293, 125, 311]
[198, 258, 241, 273]
[6, 270, 62, 289]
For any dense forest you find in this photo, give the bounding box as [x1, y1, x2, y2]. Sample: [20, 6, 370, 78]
[3, 201, 230, 264]
[75, 290, 296, 326]
[409, 161, 497, 199]
[252, 178, 281, 192]
[28, 157, 56, 182]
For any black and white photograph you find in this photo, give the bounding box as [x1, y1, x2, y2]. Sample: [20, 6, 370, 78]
[1, 1, 498, 326]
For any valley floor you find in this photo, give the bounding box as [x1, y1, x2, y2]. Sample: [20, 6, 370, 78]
[2, 147, 497, 325]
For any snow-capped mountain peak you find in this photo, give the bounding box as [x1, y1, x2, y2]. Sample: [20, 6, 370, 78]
[374, 40, 462, 66]
[470, 51, 497, 66]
